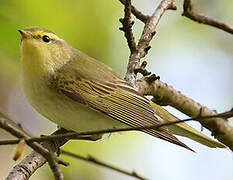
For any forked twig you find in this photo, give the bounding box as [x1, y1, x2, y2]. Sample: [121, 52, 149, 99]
[123, 0, 176, 86]
[119, 0, 149, 23]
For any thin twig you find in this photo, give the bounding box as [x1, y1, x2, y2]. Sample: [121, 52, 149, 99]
[137, 0, 176, 58]
[119, 0, 137, 53]
[0, 133, 100, 145]
[182, 0, 233, 34]
[47, 157, 64, 180]
[119, 0, 149, 23]
[1, 110, 232, 146]
[61, 150, 147, 180]
[0, 139, 20, 145]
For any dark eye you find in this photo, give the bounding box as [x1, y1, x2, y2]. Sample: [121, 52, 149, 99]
[42, 35, 50, 43]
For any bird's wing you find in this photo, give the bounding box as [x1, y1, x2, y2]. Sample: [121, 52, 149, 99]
[52, 71, 193, 151]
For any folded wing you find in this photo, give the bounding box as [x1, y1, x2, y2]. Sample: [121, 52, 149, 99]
[53, 72, 193, 151]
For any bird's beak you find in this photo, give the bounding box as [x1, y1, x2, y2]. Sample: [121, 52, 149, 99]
[18, 29, 31, 40]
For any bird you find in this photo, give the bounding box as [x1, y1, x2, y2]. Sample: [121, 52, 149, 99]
[18, 27, 223, 152]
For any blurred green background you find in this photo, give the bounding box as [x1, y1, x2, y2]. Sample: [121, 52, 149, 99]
[0, 0, 232, 179]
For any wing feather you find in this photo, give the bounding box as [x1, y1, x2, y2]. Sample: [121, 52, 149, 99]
[53, 68, 193, 151]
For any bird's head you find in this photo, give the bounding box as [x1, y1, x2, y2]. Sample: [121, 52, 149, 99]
[19, 27, 72, 77]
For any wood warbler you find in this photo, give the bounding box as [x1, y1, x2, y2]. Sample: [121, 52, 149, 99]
[18, 27, 224, 151]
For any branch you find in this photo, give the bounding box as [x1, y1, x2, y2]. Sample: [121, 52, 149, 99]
[136, 78, 233, 150]
[5, 128, 70, 180]
[4, 123, 152, 180]
[61, 150, 146, 180]
[182, 0, 233, 34]
[0, 112, 69, 180]
[124, 0, 176, 86]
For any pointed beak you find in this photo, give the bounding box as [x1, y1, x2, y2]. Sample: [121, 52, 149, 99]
[18, 29, 31, 40]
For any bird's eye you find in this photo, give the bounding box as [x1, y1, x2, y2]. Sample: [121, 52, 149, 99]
[42, 35, 50, 43]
